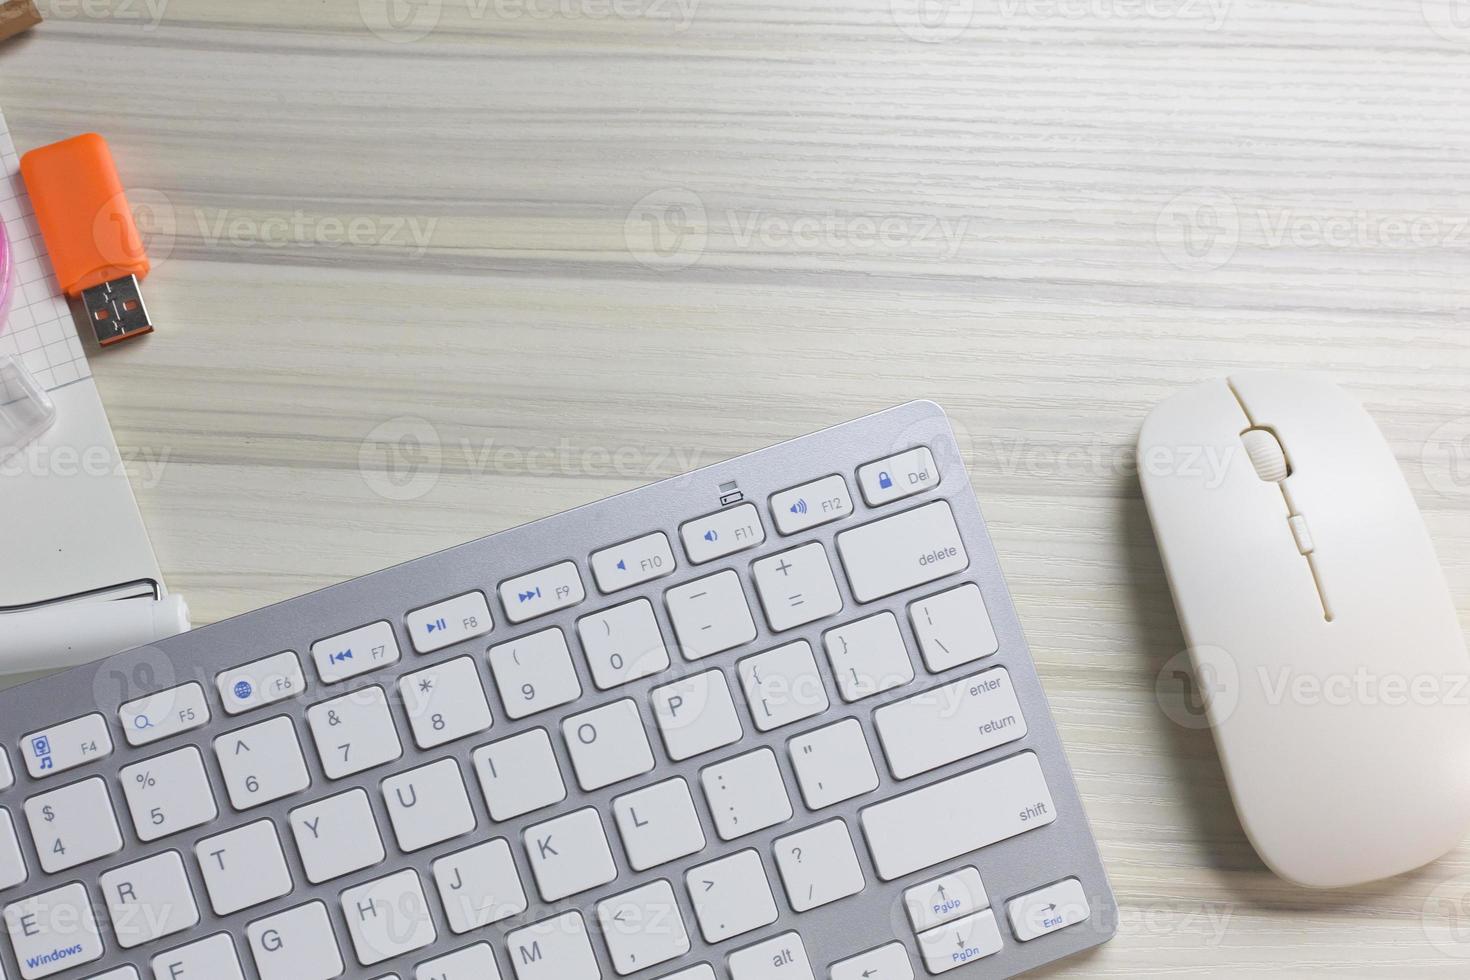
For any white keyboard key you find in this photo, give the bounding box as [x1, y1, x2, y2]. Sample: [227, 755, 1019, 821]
[100, 851, 199, 949]
[246, 901, 345, 980]
[119, 682, 210, 747]
[700, 748, 791, 841]
[289, 788, 385, 883]
[836, 501, 969, 603]
[311, 621, 401, 683]
[771, 474, 853, 534]
[728, 932, 815, 980]
[383, 759, 477, 852]
[905, 866, 988, 932]
[823, 612, 914, 702]
[860, 751, 1056, 880]
[500, 561, 585, 623]
[685, 849, 777, 944]
[649, 669, 743, 761]
[307, 686, 404, 779]
[342, 869, 437, 966]
[0, 750, 11, 790]
[488, 628, 582, 719]
[874, 668, 1026, 779]
[562, 698, 654, 791]
[737, 640, 829, 732]
[577, 598, 670, 689]
[195, 819, 293, 915]
[665, 570, 757, 660]
[591, 531, 677, 593]
[773, 820, 865, 912]
[150, 933, 243, 980]
[506, 911, 599, 980]
[751, 543, 843, 632]
[217, 651, 306, 715]
[916, 909, 1002, 973]
[214, 716, 311, 810]
[20, 714, 112, 778]
[4, 882, 103, 978]
[830, 944, 914, 980]
[473, 729, 567, 821]
[1007, 877, 1090, 942]
[658, 968, 715, 980]
[857, 446, 939, 506]
[24, 777, 123, 873]
[433, 839, 527, 934]
[611, 777, 706, 871]
[680, 502, 765, 563]
[416, 943, 500, 980]
[523, 807, 617, 901]
[0, 809, 26, 890]
[789, 719, 879, 810]
[910, 583, 998, 673]
[87, 969, 140, 980]
[120, 746, 218, 841]
[406, 590, 493, 653]
[399, 656, 494, 749]
[598, 879, 691, 976]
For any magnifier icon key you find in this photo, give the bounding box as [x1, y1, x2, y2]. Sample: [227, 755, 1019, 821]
[134, 715, 154, 730]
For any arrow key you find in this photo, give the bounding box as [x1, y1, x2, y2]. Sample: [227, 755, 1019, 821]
[915, 909, 1003, 974]
[596, 879, 691, 976]
[903, 866, 987, 932]
[830, 943, 914, 980]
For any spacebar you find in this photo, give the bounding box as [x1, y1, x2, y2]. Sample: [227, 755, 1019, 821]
[860, 752, 1056, 881]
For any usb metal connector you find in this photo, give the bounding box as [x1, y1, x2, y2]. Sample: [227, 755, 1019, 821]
[80, 274, 154, 346]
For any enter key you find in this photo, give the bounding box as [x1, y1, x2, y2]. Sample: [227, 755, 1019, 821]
[873, 667, 1027, 779]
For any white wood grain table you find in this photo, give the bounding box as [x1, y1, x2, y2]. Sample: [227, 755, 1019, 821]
[2, 0, 1469, 975]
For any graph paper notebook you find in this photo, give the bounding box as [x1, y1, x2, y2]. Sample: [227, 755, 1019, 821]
[0, 110, 164, 617]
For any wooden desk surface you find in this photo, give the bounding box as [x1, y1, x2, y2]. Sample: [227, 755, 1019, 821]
[2, 1, 1469, 974]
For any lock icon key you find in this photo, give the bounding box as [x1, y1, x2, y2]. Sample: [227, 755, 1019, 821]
[878, 471, 893, 490]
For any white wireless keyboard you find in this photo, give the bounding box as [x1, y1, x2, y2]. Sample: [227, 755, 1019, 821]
[0, 401, 1115, 980]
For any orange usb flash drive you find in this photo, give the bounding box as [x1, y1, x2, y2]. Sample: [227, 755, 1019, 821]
[20, 133, 155, 346]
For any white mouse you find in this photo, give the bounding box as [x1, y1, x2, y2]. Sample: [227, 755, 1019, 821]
[1137, 371, 1470, 888]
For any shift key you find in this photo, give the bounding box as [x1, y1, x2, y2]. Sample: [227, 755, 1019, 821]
[860, 752, 1056, 881]
[836, 501, 968, 602]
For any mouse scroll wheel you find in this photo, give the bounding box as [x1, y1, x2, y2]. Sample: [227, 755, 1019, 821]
[1241, 427, 1291, 482]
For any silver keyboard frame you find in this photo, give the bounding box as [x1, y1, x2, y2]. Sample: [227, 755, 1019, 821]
[0, 400, 1116, 979]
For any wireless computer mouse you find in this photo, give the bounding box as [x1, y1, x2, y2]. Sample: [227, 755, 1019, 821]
[1137, 371, 1470, 888]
